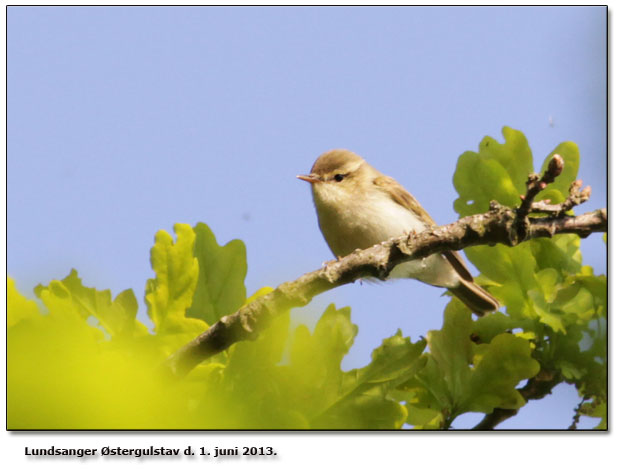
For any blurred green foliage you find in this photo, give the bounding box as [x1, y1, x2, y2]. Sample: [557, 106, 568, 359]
[7, 127, 606, 429]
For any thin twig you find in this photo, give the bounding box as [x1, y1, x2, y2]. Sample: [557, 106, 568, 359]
[516, 154, 564, 220]
[530, 180, 592, 217]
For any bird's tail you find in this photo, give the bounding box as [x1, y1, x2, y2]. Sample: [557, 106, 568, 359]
[449, 280, 500, 317]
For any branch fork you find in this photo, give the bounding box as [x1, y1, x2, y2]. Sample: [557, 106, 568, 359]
[162, 155, 606, 383]
[513, 154, 592, 242]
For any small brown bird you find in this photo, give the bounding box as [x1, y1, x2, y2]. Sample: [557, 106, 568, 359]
[297, 149, 499, 316]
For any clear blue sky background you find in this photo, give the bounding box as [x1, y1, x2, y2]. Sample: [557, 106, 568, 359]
[8, 6, 607, 429]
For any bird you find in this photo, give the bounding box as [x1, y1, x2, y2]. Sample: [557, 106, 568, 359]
[297, 149, 499, 316]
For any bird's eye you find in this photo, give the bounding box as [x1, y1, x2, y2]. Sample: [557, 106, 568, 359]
[334, 174, 345, 182]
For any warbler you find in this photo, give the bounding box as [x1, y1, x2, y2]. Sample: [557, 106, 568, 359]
[297, 149, 499, 316]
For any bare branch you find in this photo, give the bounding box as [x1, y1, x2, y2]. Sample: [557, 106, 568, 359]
[516, 154, 564, 220]
[161, 154, 606, 379]
[162, 206, 607, 378]
[530, 179, 592, 216]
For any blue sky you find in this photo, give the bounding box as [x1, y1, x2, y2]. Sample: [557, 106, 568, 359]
[8, 6, 606, 430]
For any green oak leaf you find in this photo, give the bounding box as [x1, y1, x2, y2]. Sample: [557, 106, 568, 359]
[144, 223, 206, 343]
[198, 303, 359, 429]
[529, 288, 566, 334]
[312, 329, 425, 429]
[571, 268, 607, 317]
[537, 141, 580, 203]
[556, 286, 596, 324]
[471, 312, 525, 344]
[530, 236, 582, 274]
[453, 128, 585, 311]
[34, 269, 147, 338]
[466, 243, 537, 288]
[479, 127, 534, 192]
[403, 353, 451, 429]
[557, 360, 585, 380]
[426, 301, 473, 395]
[466, 243, 540, 321]
[186, 222, 247, 325]
[288, 304, 358, 412]
[314, 389, 408, 430]
[454, 127, 532, 217]
[34, 279, 83, 319]
[410, 301, 539, 425]
[7, 277, 41, 327]
[407, 301, 474, 427]
[534, 268, 560, 302]
[199, 304, 293, 429]
[223, 288, 290, 381]
[453, 152, 520, 217]
[405, 403, 444, 429]
[464, 333, 540, 413]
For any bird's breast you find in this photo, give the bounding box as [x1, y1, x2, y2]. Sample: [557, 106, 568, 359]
[313, 186, 429, 257]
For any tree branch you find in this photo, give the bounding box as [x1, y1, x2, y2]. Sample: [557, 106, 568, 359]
[162, 182, 606, 379]
[473, 369, 562, 430]
[516, 154, 565, 221]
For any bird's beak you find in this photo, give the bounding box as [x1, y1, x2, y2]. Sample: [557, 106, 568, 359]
[296, 173, 321, 184]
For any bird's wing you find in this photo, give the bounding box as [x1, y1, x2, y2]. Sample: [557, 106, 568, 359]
[373, 175, 474, 282]
[373, 175, 438, 226]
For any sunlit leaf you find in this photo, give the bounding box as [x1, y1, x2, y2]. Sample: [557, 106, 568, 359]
[7, 277, 41, 327]
[309, 330, 424, 429]
[144, 223, 206, 348]
[409, 301, 539, 423]
[35, 269, 148, 338]
[537, 141, 580, 202]
[453, 127, 532, 217]
[187, 222, 247, 325]
[464, 333, 540, 413]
